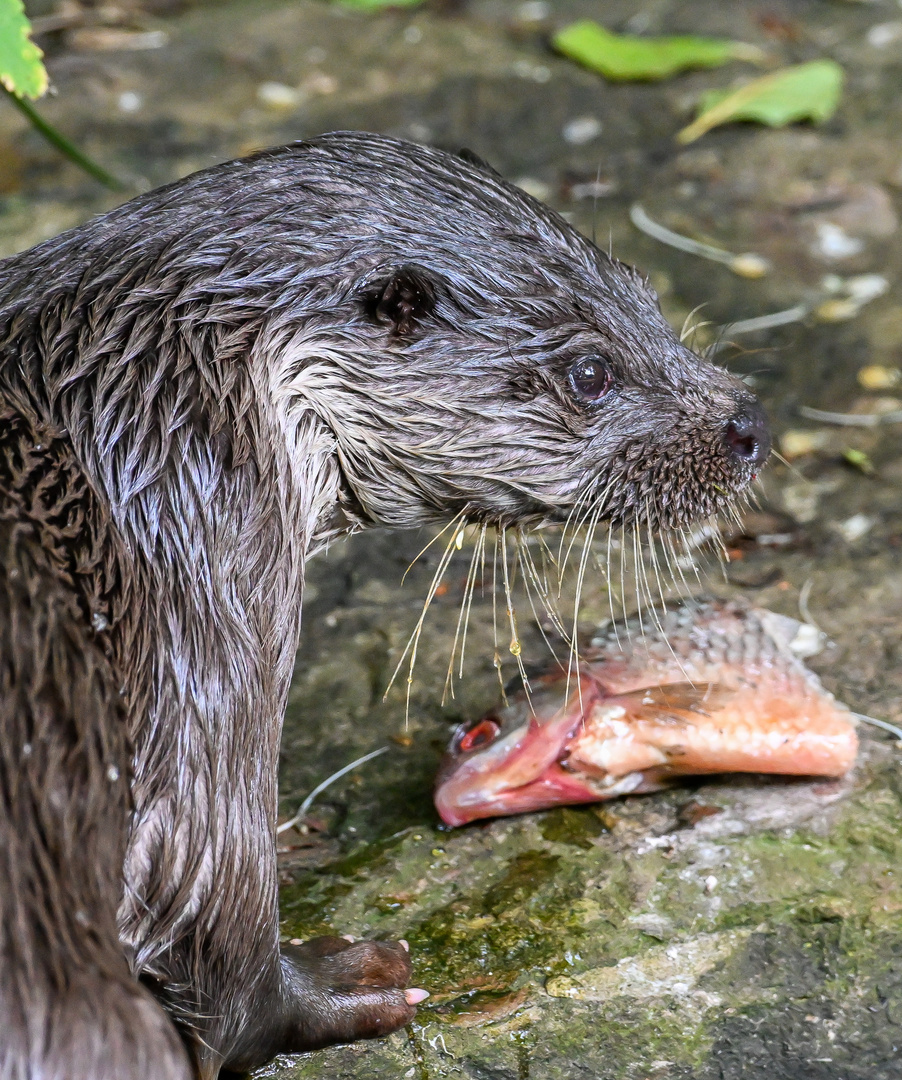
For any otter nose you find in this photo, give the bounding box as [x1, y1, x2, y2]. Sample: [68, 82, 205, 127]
[724, 401, 771, 469]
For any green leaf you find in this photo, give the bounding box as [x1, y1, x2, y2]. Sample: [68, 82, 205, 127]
[0, 0, 47, 99]
[678, 60, 843, 143]
[842, 448, 875, 476]
[332, 0, 424, 10]
[552, 20, 762, 82]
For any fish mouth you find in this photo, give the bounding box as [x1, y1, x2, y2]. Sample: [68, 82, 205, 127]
[435, 757, 653, 827]
[434, 673, 606, 826]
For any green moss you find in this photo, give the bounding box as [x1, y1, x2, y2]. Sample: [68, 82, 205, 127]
[481, 850, 562, 913]
[539, 806, 609, 848]
[406, 896, 562, 997]
[400, 849, 597, 1001]
[584, 1007, 712, 1071]
[320, 828, 415, 878]
[279, 874, 356, 939]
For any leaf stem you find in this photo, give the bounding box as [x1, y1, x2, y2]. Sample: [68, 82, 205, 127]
[4, 88, 125, 191]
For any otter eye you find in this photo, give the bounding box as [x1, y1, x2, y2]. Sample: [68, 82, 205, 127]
[569, 357, 613, 401]
[457, 718, 501, 754]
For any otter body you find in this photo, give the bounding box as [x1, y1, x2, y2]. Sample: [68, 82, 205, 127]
[0, 133, 768, 1078]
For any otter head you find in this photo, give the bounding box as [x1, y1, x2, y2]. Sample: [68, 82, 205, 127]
[264, 134, 768, 538]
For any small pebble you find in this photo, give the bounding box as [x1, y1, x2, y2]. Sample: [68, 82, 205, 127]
[867, 21, 902, 47]
[813, 222, 864, 260]
[780, 429, 832, 459]
[117, 91, 142, 113]
[562, 116, 603, 145]
[302, 72, 337, 96]
[788, 624, 825, 659]
[516, 1, 549, 21]
[858, 364, 901, 390]
[846, 274, 889, 303]
[257, 82, 302, 109]
[569, 179, 616, 200]
[408, 123, 433, 143]
[836, 513, 876, 543]
[729, 253, 770, 279]
[513, 59, 551, 83]
[816, 297, 865, 322]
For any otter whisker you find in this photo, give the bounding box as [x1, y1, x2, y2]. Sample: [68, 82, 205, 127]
[653, 522, 678, 596]
[517, 533, 566, 641]
[443, 523, 487, 703]
[682, 526, 703, 581]
[560, 504, 594, 591]
[489, 529, 509, 704]
[501, 527, 532, 706]
[558, 473, 616, 593]
[516, 536, 567, 667]
[641, 510, 696, 679]
[710, 517, 732, 571]
[631, 525, 647, 640]
[385, 511, 466, 719]
[676, 523, 706, 590]
[651, 513, 682, 604]
[536, 533, 561, 588]
[557, 485, 595, 585]
[619, 522, 633, 645]
[643, 501, 673, 627]
[531, 532, 565, 626]
[634, 521, 655, 629]
[679, 301, 711, 345]
[401, 512, 467, 586]
[565, 505, 602, 708]
[460, 522, 490, 681]
[664, 529, 694, 600]
[641, 503, 664, 607]
[604, 523, 622, 648]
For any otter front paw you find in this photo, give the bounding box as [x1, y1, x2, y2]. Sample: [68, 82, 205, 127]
[279, 936, 427, 1052]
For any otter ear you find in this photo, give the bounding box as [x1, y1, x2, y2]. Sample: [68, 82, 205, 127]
[363, 266, 438, 337]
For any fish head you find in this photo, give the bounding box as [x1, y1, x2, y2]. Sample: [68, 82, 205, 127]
[435, 671, 613, 826]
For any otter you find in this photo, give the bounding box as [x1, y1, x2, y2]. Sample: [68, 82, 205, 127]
[0, 131, 769, 1078]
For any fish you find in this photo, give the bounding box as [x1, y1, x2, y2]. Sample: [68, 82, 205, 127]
[434, 597, 858, 826]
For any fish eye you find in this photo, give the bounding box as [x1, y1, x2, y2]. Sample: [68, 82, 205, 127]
[569, 357, 613, 401]
[457, 718, 501, 753]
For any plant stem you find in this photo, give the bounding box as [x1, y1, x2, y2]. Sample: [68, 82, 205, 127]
[4, 88, 125, 191]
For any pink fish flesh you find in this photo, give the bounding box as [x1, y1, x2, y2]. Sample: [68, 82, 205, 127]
[435, 598, 858, 826]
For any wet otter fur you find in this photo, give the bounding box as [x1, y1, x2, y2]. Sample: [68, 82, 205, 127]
[0, 131, 769, 1078]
